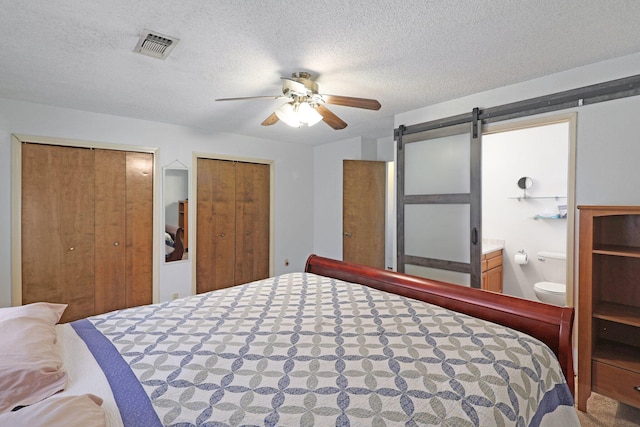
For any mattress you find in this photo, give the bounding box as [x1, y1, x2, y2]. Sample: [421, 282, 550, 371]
[56, 272, 579, 426]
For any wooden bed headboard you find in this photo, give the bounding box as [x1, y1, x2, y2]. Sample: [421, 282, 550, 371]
[305, 254, 575, 396]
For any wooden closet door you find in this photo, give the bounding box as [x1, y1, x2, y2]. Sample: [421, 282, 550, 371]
[21, 144, 95, 323]
[235, 162, 270, 285]
[94, 149, 153, 312]
[94, 149, 127, 314]
[197, 158, 236, 292]
[124, 151, 154, 308]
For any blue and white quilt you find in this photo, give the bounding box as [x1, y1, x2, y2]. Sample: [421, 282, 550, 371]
[71, 273, 578, 426]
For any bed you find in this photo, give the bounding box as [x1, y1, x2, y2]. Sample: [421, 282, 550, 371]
[1, 255, 579, 426]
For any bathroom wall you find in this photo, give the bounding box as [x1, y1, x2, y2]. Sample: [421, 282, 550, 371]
[482, 121, 569, 300]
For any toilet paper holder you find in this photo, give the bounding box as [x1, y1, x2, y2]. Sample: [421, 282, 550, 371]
[515, 250, 529, 265]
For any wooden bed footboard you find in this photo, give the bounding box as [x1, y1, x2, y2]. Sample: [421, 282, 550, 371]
[305, 255, 575, 396]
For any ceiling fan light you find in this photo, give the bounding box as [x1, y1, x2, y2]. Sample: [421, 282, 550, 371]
[298, 102, 323, 126]
[275, 103, 301, 127]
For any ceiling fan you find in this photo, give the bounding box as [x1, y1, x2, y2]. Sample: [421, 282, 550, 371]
[215, 72, 381, 129]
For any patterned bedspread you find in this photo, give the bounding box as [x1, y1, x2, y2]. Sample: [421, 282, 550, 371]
[71, 273, 577, 426]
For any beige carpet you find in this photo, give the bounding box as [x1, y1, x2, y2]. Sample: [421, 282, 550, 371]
[576, 393, 640, 426]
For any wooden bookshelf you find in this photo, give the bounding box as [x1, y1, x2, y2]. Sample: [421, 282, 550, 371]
[577, 206, 640, 411]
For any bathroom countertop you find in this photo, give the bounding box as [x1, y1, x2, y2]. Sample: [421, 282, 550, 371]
[482, 239, 505, 255]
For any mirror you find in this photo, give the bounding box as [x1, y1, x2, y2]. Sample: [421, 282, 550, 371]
[164, 166, 189, 262]
[517, 176, 533, 199]
[517, 176, 533, 190]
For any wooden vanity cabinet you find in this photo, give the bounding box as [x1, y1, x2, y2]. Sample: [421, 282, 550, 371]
[577, 206, 640, 411]
[482, 249, 503, 293]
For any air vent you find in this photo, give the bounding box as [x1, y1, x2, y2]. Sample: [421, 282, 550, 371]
[134, 30, 179, 60]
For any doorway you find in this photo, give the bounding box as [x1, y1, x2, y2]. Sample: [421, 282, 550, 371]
[395, 113, 482, 288]
[342, 160, 386, 269]
[482, 114, 576, 305]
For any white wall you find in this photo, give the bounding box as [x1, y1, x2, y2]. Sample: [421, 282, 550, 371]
[6, 53, 640, 308]
[312, 137, 362, 260]
[395, 52, 640, 207]
[377, 136, 395, 162]
[0, 99, 315, 306]
[312, 135, 397, 262]
[483, 122, 569, 300]
[395, 52, 640, 305]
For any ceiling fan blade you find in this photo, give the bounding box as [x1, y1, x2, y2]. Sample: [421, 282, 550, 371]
[315, 105, 347, 130]
[261, 112, 279, 126]
[321, 94, 381, 110]
[215, 95, 282, 101]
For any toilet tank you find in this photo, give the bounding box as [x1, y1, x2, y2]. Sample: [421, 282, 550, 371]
[536, 251, 566, 283]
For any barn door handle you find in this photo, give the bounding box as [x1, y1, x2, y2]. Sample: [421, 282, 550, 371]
[344, 232, 352, 238]
[471, 228, 478, 245]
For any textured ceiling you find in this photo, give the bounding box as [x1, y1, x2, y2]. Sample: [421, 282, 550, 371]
[2, 0, 640, 145]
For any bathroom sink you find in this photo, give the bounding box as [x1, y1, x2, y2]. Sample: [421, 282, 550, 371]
[482, 239, 504, 255]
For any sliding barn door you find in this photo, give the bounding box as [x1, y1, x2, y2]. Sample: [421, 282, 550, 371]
[397, 110, 482, 287]
[197, 158, 270, 293]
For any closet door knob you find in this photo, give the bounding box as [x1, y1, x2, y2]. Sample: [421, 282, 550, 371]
[114, 242, 119, 246]
[344, 232, 352, 238]
[246, 231, 252, 236]
[69, 247, 75, 251]
[219, 232, 225, 238]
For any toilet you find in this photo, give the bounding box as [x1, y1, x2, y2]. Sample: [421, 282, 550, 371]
[533, 251, 566, 306]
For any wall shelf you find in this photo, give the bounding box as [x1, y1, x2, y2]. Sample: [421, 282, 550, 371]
[508, 195, 567, 201]
[533, 214, 567, 220]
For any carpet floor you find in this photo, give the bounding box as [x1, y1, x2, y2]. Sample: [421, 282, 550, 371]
[576, 392, 640, 426]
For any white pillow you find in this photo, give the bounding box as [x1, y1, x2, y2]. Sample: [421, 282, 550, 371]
[0, 394, 105, 427]
[0, 303, 68, 412]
